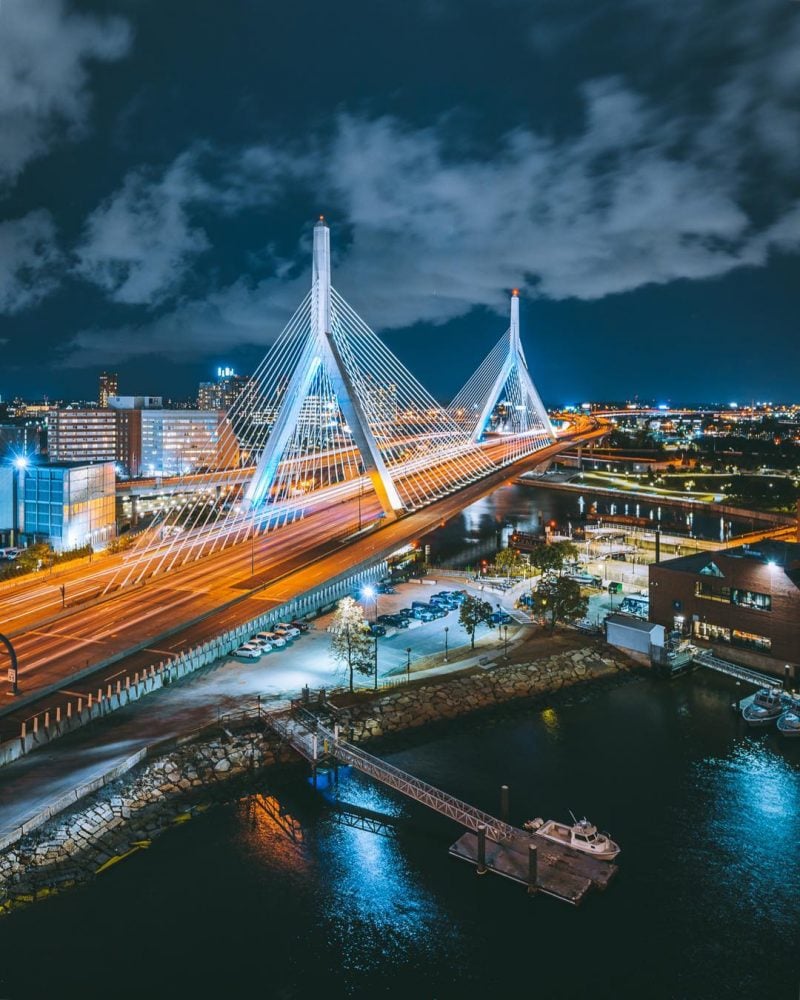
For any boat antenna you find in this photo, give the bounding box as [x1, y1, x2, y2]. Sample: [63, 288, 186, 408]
[569, 809, 579, 826]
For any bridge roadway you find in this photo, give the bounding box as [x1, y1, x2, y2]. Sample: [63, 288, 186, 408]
[0, 422, 605, 727]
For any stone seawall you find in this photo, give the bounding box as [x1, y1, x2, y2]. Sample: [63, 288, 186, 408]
[334, 642, 635, 742]
[0, 640, 637, 915]
[0, 727, 295, 915]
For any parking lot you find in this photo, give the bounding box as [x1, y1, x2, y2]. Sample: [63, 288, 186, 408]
[223, 577, 522, 697]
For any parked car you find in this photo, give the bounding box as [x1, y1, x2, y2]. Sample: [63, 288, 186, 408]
[255, 631, 286, 648]
[490, 611, 512, 625]
[234, 642, 262, 659]
[250, 635, 275, 651]
[367, 622, 386, 637]
[289, 620, 310, 632]
[275, 622, 301, 638]
[273, 627, 296, 640]
[384, 614, 409, 629]
[377, 583, 397, 594]
[411, 608, 435, 622]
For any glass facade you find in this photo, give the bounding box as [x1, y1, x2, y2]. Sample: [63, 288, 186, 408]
[22, 463, 116, 551]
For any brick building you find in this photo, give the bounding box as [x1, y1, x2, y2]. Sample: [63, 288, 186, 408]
[649, 539, 800, 680]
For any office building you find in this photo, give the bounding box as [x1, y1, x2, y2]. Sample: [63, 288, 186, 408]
[197, 368, 251, 412]
[649, 539, 800, 679]
[98, 372, 119, 408]
[48, 408, 121, 468]
[12, 461, 116, 551]
[140, 410, 238, 476]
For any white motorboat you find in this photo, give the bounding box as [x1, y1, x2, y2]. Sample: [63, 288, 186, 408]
[777, 708, 800, 738]
[523, 813, 620, 861]
[742, 688, 784, 726]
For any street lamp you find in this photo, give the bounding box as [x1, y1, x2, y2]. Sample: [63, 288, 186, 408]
[406, 646, 412, 683]
[503, 624, 509, 659]
[444, 625, 449, 663]
[362, 585, 379, 689]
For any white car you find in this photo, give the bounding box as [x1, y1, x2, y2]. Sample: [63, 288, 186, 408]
[234, 642, 262, 659]
[255, 631, 286, 648]
[275, 622, 301, 638]
[272, 626, 296, 640]
[250, 636, 274, 652]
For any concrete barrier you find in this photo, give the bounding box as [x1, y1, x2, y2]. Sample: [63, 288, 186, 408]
[0, 559, 387, 769]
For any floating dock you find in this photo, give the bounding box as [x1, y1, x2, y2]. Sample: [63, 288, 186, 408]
[449, 828, 617, 905]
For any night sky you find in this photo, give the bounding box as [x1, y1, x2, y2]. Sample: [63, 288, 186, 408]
[1, 0, 798, 404]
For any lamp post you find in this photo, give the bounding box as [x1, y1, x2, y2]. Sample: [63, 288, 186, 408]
[251, 526, 255, 576]
[444, 626, 449, 663]
[363, 585, 379, 689]
[503, 624, 509, 660]
[406, 646, 411, 683]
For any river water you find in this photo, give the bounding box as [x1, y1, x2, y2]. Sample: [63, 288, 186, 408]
[420, 483, 765, 568]
[1, 670, 797, 1000]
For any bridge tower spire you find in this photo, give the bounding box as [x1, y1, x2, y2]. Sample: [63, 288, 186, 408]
[451, 289, 555, 451]
[244, 217, 404, 517]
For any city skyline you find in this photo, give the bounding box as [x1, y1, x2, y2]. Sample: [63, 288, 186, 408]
[1, 1, 799, 401]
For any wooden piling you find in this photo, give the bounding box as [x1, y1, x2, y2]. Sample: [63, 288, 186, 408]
[527, 844, 538, 894]
[477, 824, 487, 875]
[500, 785, 509, 822]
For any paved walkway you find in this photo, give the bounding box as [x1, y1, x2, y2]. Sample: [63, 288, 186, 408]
[0, 578, 530, 842]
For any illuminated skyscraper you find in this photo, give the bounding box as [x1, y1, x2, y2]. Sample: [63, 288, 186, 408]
[98, 372, 119, 408]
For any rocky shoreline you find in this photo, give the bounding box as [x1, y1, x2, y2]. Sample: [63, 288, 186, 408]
[0, 639, 638, 916]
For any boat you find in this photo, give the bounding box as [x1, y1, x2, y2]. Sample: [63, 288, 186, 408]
[741, 688, 784, 726]
[523, 812, 620, 861]
[777, 708, 800, 738]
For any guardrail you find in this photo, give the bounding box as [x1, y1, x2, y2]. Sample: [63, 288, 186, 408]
[0, 559, 388, 769]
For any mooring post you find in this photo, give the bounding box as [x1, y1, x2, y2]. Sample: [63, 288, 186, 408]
[477, 824, 487, 875]
[500, 784, 509, 822]
[528, 844, 538, 894]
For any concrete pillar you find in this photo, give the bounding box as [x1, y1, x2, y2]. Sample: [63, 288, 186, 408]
[125, 676, 130, 690]
[67, 702, 72, 719]
[116, 680, 121, 695]
[87, 694, 92, 708]
[33, 716, 38, 735]
[20, 721, 26, 739]
[79, 697, 85, 711]
[44, 711, 50, 728]
[97, 688, 102, 703]
[55, 707, 61, 724]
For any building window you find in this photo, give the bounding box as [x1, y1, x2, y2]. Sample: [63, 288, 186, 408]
[694, 621, 731, 643]
[694, 581, 731, 603]
[730, 589, 771, 612]
[731, 629, 772, 652]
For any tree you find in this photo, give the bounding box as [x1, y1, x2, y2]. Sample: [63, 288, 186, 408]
[494, 547, 525, 578]
[527, 540, 578, 577]
[530, 576, 588, 633]
[330, 596, 374, 692]
[15, 542, 52, 574]
[458, 595, 495, 649]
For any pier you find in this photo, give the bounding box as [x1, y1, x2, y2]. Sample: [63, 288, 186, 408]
[265, 697, 618, 905]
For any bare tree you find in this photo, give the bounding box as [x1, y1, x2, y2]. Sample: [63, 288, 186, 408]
[330, 596, 375, 691]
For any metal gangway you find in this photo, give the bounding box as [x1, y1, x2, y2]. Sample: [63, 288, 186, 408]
[693, 649, 782, 688]
[267, 707, 517, 844]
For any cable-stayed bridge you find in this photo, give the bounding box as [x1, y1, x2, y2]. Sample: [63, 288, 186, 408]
[106, 218, 584, 594]
[0, 220, 607, 706]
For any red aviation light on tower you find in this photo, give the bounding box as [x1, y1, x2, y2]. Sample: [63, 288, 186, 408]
[512, 288, 519, 297]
